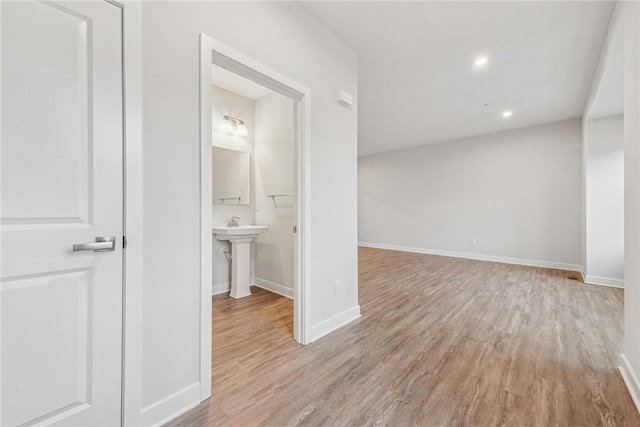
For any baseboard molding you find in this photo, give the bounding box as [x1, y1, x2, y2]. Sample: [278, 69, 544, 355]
[358, 242, 584, 273]
[585, 275, 624, 288]
[309, 305, 361, 343]
[253, 277, 293, 299]
[212, 279, 293, 298]
[620, 354, 640, 414]
[212, 282, 230, 295]
[140, 382, 201, 427]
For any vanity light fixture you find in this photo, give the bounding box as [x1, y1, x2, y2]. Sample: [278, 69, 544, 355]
[474, 56, 489, 67]
[220, 115, 248, 137]
[219, 119, 234, 133]
[502, 110, 513, 118]
[235, 122, 248, 137]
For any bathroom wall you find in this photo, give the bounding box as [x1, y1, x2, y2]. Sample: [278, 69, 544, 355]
[585, 115, 624, 287]
[211, 85, 255, 292]
[359, 119, 583, 271]
[254, 92, 295, 296]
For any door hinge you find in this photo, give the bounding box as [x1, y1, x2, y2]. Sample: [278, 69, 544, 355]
[293, 226, 297, 234]
[123, 235, 128, 249]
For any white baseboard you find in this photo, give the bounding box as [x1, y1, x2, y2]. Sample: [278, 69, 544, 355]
[212, 279, 293, 298]
[212, 282, 230, 295]
[309, 305, 361, 343]
[585, 275, 624, 288]
[620, 354, 640, 413]
[358, 242, 584, 273]
[253, 277, 293, 299]
[140, 382, 201, 427]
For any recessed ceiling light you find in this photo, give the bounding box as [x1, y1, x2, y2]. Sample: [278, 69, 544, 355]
[474, 56, 489, 67]
[502, 110, 513, 118]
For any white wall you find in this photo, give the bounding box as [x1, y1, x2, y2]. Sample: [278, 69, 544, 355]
[140, 2, 358, 424]
[585, 115, 624, 287]
[622, 0, 640, 412]
[580, 2, 640, 411]
[211, 85, 255, 292]
[359, 119, 582, 271]
[582, 1, 624, 288]
[254, 92, 295, 295]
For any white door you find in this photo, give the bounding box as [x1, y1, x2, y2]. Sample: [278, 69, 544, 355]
[1, 1, 124, 425]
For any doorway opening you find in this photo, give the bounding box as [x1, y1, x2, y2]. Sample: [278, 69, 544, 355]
[199, 35, 311, 400]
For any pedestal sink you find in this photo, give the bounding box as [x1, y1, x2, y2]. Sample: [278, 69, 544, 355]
[213, 225, 269, 299]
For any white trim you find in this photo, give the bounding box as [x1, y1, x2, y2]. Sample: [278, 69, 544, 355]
[199, 35, 214, 402]
[212, 279, 293, 298]
[309, 305, 361, 343]
[584, 275, 624, 288]
[0, 0, 3, 419]
[200, 35, 312, 406]
[295, 93, 312, 346]
[254, 277, 294, 299]
[620, 354, 640, 413]
[359, 242, 584, 273]
[212, 282, 230, 296]
[0, 3, 3, 421]
[140, 383, 201, 427]
[121, 1, 144, 426]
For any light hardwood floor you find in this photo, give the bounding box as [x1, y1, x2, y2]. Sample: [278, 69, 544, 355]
[166, 247, 640, 426]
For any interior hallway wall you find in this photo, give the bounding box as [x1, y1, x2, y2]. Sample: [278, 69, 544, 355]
[581, 0, 624, 287]
[622, 0, 640, 411]
[140, 2, 358, 424]
[585, 115, 624, 287]
[254, 92, 295, 296]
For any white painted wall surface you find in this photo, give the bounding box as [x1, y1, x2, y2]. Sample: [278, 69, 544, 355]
[622, 0, 640, 412]
[359, 119, 582, 270]
[211, 85, 255, 292]
[585, 115, 624, 287]
[582, 2, 624, 286]
[254, 92, 295, 295]
[141, 2, 358, 423]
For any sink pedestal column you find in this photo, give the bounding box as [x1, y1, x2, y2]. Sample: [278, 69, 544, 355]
[213, 225, 269, 299]
[230, 237, 252, 299]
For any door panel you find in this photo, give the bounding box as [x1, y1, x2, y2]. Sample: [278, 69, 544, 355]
[1, 0, 92, 224]
[3, 270, 91, 425]
[1, 1, 124, 426]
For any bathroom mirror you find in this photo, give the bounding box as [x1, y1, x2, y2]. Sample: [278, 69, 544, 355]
[213, 147, 251, 205]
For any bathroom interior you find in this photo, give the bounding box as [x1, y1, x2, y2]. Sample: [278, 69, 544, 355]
[211, 64, 296, 338]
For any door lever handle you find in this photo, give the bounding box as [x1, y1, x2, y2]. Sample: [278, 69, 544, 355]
[73, 236, 116, 252]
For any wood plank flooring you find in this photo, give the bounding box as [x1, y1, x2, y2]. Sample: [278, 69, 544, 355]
[166, 247, 640, 426]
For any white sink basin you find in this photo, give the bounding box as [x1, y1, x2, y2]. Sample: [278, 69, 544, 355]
[212, 225, 269, 299]
[213, 225, 269, 240]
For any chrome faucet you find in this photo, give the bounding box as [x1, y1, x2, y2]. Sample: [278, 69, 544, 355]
[227, 216, 240, 227]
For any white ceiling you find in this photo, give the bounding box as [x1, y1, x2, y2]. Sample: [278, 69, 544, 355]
[301, 1, 616, 156]
[588, 9, 623, 119]
[212, 65, 272, 100]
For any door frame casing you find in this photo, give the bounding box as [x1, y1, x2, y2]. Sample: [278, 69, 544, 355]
[199, 34, 312, 399]
[119, 1, 143, 425]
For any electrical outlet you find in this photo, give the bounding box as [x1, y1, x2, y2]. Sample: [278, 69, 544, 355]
[470, 238, 477, 246]
[334, 280, 341, 295]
